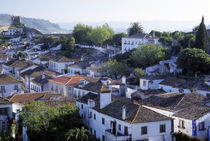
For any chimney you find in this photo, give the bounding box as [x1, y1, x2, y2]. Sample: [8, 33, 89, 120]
[120, 84, 126, 97]
[88, 99, 95, 108]
[153, 32, 155, 37]
[122, 76, 126, 84]
[42, 74, 45, 79]
[99, 85, 112, 109]
[122, 105, 126, 120]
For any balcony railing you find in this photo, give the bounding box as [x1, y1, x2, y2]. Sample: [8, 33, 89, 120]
[105, 129, 131, 141]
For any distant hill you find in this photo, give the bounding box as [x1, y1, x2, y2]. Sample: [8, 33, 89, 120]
[0, 14, 68, 34]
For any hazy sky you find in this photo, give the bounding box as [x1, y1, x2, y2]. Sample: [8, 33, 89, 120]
[1, 0, 210, 23]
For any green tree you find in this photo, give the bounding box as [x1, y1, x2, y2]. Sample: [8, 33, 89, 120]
[130, 44, 170, 68]
[89, 24, 114, 45]
[72, 24, 93, 44]
[127, 22, 144, 36]
[65, 127, 89, 141]
[19, 101, 82, 141]
[158, 32, 173, 46]
[149, 30, 162, 37]
[104, 60, 130, 79]
[177, 48, 210, 75]
[171, 31, 184, 41]
[133, 68, 146, 85]
[173, 132, 204, 141]
[180, 34, 195, 48]
[106, 33, 127, 47]
[195, 17, 208, 52]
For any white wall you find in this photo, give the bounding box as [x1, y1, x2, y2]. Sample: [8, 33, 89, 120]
[0, 83, 21, 98]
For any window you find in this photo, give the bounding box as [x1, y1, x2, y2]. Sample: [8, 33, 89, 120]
[143, 80, 147, 87]
[94, 114, 96, 120]
[118, 124, 121, 131]
[102, 135, 105, 141]
[102, 118, 105, 125]
[81, 104, 83, 109]
[178, 120, 185, 129]
[160, 124, 166, 133]
[124, 126, 128, 135]
[198, 122, 205, 131]
[94, 130, 96, 136]
[141, 126, 147, 135]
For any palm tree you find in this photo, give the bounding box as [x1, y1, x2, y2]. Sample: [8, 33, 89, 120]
[65, 127, 89, 141]
[127, 22, 144, 36]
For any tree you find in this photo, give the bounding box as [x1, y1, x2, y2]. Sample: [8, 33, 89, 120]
[177, 48, 210, 75]
[158, 32, 173, 46]
[173, 132, 203, 141]
[104, 60, 130, 79]
[195, 17, 208, 52]
[180, 34, 195, 48]
[65, 127, 89, 141]
[149, 30, 162, 37]
[19, 101, 82, 141]
[171, 31, 184, 41]
[89, 24, 114, 45]
[130, 44, 170, 68]
[133, 68, 146, 85]
[72, 24, 93, 44]
[127, 22, 143, 36]
[105, 33, 127, 47]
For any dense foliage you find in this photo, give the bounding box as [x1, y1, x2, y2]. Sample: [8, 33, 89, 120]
[195, 17, 208, 52]
[105, 33, 127, 48]
[127, 22, 144, 36]
[130, 44, 170, 68]
[72, 24, 114, 46]
[173, 132, 204, 141]
[19, 101, 83, 141]
[104, 59, 130, 79]
[65, 127, 89, 141]
[177, 48, 210, 75]
[158, 32, 173, 46]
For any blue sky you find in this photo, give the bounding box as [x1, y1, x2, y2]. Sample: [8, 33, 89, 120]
[1, 0, 210, 23]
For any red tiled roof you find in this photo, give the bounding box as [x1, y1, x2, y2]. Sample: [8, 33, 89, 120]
[7, 92, 50, 103]
[49, 75, 87, 85]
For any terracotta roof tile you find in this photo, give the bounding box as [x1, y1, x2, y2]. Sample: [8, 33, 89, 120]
[49, 75, 87, 85]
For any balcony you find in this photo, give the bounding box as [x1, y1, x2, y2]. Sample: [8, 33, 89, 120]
[105, 129, 131, 141]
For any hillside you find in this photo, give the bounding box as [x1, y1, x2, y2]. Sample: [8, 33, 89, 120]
[0, 14, 68, 34]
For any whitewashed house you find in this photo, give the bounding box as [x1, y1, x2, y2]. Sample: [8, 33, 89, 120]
[73, 77, 119, 99]
[0, 98, 22, 133]
[49, 75, 87, 97]
[76, 90, 173, 141]
[0, 74, 22, 98]
[146, 57, 182, 75]
[2, 59, 34, 78]
[121, 33, 160, 53]
[173, 105, 210, 140]
[68, 61, 90, 75]
[158, 76, 210, 96]
[30, 74, 52, 93]
[86, 64, 105, 78]
[140, 75, 166, 90]
[142, 92, 210, 140]
[2, 27, 23, 37]
[48, 56, 76, 73]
